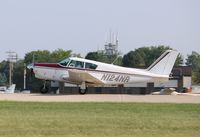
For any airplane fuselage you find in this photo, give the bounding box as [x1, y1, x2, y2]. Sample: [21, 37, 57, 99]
[32, 59, 169, 86]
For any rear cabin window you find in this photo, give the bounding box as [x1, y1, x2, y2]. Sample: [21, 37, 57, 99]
[85, 62, 97, 69]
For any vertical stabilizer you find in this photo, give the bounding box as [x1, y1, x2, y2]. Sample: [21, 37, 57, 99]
[147, 50, 179, 75]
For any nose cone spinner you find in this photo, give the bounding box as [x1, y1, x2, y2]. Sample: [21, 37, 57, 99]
[27, 63, 34, 70]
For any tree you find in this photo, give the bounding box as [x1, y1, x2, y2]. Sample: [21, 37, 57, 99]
[50, 49, 72, 62]
[186, 51, 200, 71]
[85, 52, 107, 62]
[0, 60, 25, 89]
[175, 54, 184, 67]
[122, 50, 145, 68]
[13, 60, 24, 90]
[24, 50, 51, 64]
[85, 52, 122, 65]
[24, 49, 73, 64]
[0, 61, 9, 86]
[186, 51, 200, 84]
[122, 46, 183, 68]
[0, 73, 7, 86]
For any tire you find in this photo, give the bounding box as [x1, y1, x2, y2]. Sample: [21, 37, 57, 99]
[40, 85, 49, 94]
[79, 88, 87, 95]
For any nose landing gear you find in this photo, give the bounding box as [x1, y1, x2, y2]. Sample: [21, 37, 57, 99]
[40, 80, 49, 94]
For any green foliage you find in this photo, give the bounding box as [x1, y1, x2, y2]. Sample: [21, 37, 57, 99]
[0, 60, 26, 89]
[186, 51, 200, 84]
[122, 46, 183, 68]
[24, 50, 51, 64]
[0, 61, 8, 85]
[122, 50, 145, 68]
[50, 49, 72, 63]
[192, 71, 200, 85]
[175, 54, 184, 66]
[13, 60, 25, 89]
[0, 73, 7, 86]
[85, 52, 107, 62]
[24, 49, 72, 64]
[186, 51, 200, 71]
[85, 52, 122, 65]
[113, 56, 123, 66]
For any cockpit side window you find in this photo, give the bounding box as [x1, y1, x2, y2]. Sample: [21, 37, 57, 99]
[68, 60, 84, 68]
[85, 62, 97, 70]
[75, 61, 84, 68]
[59, 58, 70, 66]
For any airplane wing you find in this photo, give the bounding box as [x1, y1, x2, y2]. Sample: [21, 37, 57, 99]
[67, 69, 104, 85]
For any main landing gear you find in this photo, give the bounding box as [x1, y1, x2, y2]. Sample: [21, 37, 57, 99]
[79, 82, 87, 94]
[40, 80, 49, 94]
[39, 81, 87, 94]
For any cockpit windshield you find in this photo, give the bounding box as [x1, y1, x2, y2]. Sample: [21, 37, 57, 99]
[59, 58, 70, 66]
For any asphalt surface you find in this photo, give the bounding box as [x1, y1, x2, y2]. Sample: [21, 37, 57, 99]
[0, 93, 200, 103]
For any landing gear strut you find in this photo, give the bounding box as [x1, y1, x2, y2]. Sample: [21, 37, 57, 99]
[79, 82, 87, 94]
[40, 80, 49, 94]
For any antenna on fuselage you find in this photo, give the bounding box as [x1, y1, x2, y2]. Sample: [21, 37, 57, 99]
[111, 55, 122, 65]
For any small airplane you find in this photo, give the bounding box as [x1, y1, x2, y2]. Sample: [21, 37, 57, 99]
[0, 84, 16, 93]
[27, 50, 179, 94]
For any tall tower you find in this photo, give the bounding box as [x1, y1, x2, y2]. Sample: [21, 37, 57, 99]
[104, 33, 118, 55]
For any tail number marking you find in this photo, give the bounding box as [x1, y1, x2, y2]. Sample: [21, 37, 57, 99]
[101, 74, 130, 83]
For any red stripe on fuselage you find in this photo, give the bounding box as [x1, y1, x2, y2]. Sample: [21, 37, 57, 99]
[34, 63, 64, 68]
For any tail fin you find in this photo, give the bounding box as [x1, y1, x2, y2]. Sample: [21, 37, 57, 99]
[147, 50, 179, 75]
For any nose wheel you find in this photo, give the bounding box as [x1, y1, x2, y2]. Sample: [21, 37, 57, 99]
[40, 80, 49, 94]
[79, 88, 87, 94]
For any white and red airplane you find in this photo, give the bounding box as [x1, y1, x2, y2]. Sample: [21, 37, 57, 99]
[28, 50, 179, 94]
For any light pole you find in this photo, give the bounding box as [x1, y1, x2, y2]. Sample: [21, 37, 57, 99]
[24, 63, 26, 89]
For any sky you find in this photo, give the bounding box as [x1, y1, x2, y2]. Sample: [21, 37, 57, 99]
[0, 0, 199, 62]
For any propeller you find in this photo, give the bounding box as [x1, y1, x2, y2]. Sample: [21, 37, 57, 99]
[27, 53, 35, 78]
[27, 63, 34, 78]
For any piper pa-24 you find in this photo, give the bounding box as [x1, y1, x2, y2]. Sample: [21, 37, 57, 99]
[28, 50, 179, 94]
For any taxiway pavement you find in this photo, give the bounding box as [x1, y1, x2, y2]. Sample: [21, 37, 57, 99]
[0, 93, 200, 103]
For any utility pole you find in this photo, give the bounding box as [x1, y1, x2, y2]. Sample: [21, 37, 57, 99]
[6, 51, 18, 86]
[24, 63, 26, 89]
